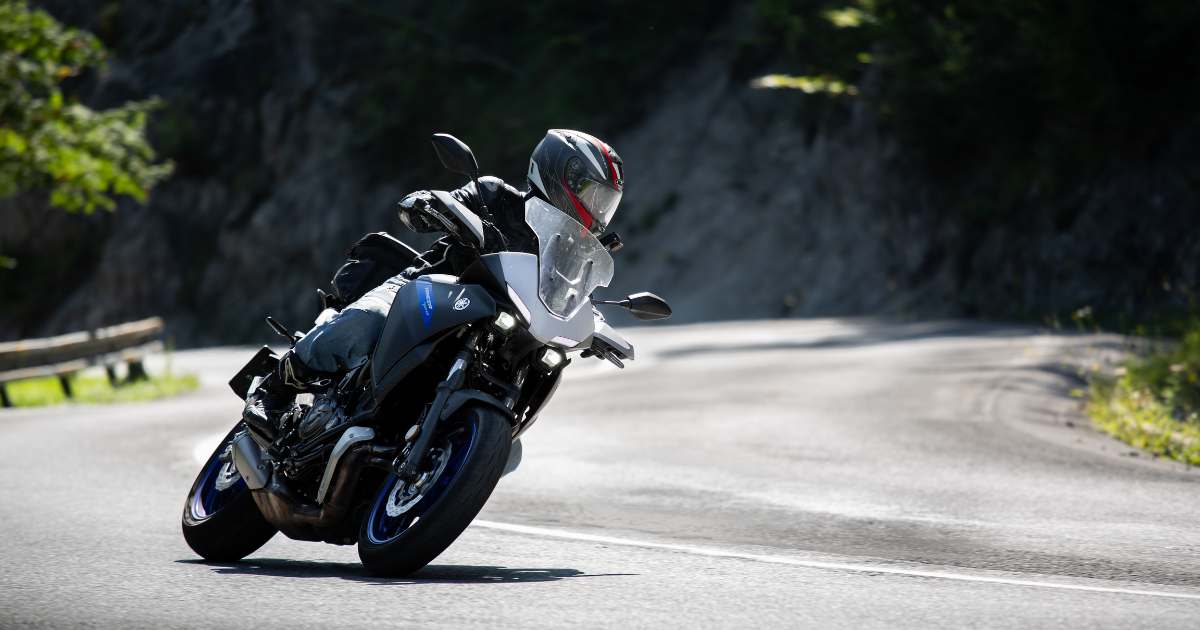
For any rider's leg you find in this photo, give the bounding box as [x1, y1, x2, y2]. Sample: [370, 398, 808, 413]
[292, 275, 406, 370]
[243, 275, 408, 436]
[241, 351, 335, 439]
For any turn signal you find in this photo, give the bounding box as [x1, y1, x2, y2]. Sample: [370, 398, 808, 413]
[539, 347, 565, 369]
[493, 311, 518, 333]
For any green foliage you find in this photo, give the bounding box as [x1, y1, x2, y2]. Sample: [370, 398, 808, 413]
[1087, 324, 1200, 465]
[4, 370, 198, 407]
[749, 1, 1200, 213]
[0, 0, 171, 213]
[751, 73, 857, 95]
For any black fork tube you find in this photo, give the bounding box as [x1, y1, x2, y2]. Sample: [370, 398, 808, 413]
[395, 328, 481, 480]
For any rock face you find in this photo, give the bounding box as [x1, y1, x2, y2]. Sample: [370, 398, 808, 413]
[2, 1, 413, 344]
[2, 2, 1197, 343]
[607, 45, 1199, 327]
[605, 58, 945, 324]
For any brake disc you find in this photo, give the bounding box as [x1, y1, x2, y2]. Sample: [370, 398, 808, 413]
[213, 444, 242, 491]
[384, 444, 452, 517]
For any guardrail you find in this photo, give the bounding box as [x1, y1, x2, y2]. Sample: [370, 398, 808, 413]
[0, 317, 165, 407]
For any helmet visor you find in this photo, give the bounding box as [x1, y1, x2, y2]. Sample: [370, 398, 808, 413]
[573, 177, 622, 232]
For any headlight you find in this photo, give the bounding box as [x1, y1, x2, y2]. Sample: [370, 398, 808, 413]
[492, 311, 518, 333]
[539, 347, 565, 370]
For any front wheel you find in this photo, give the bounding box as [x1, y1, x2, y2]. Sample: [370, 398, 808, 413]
[358, 405, 512, 576]
[182, 423, 277, 561]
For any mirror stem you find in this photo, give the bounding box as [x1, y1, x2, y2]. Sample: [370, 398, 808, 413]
[471, 169, 491, 220]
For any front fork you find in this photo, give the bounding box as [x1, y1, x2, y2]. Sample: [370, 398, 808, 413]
[393, 328, 482, 481]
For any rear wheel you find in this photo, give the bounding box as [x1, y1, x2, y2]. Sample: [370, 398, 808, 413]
[182, 424, 277, 561]
[358, 405, 511, 576]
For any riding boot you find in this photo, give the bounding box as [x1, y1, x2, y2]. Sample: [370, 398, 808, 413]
[242, 351, 331, 440]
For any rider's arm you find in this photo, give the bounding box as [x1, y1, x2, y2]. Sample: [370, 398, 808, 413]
[397, 177, 522, 264]
[451, 177, 525, 250]
[399, 180, 507, 233]
[400, 237, 452, 279]
[449, 177, 503, 219]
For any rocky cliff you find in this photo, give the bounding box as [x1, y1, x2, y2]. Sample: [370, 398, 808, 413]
[608, 43, 1200, 328]
[2, 2, 1196, 344]
[3, 1, 413, 343]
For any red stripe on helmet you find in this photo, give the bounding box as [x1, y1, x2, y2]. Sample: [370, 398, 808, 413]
[598, 143, 620, 190]
[561, 175, 595, 230]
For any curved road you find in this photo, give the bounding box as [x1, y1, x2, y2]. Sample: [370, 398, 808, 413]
[1, 319, 1197, 628]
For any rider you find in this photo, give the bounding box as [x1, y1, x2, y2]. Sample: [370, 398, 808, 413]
[243, 129, 625, 435]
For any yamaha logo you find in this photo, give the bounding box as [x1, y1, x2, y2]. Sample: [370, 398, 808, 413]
[453, 297, 470, 311]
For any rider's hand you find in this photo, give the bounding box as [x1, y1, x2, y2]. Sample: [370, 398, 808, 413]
[397, 191, 444, 233]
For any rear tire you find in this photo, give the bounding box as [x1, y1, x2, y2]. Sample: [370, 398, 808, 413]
[182, 424, 277, 562]
[358, 405, 511, 576]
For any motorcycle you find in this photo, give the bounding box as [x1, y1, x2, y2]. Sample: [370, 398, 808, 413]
[181, 133, 671, 576]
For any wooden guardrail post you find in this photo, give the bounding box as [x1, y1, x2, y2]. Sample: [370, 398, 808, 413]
[127, 360, 149, 382]
[58, 375, 73, 399]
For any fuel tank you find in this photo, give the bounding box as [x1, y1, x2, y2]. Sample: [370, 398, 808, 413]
[371, 274, 497, 400]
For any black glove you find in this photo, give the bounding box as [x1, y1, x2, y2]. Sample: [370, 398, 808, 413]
[397, 191, 444, 233]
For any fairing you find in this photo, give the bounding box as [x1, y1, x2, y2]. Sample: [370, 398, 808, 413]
[481, 252, 596, 348]
[371, 276, 497, 400]
[590, 318, 635, 360]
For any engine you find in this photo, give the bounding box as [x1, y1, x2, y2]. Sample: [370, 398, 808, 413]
[270, 391, 354, 492]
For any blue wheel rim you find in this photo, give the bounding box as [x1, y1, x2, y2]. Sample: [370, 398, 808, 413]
[189, 438, 247, 521]
[365, 422, 479, 544]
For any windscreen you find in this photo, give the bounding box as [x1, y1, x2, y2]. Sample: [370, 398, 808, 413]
[525, 197, 614, 320]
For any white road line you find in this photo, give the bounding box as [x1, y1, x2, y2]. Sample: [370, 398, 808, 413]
[192, 431, 227, 464]
[472, 520, 1200, 601]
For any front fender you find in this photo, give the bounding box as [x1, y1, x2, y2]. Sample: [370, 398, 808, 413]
[441, 389, 516, 424]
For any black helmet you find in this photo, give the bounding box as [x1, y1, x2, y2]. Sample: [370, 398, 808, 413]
[527, 129, 624, 234]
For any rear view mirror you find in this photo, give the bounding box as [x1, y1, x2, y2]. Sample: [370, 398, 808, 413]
[594, 292, 672, 321]
[431, 133, 480, 178]
[625, 292, 673, 320]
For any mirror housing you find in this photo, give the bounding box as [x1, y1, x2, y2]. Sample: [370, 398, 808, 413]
[431, 133, 480, 178]
[595, 292, 672, 321]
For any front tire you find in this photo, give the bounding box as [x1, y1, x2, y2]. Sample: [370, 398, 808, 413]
[182, 424, 277, 561]
[358, 405, 511, 576]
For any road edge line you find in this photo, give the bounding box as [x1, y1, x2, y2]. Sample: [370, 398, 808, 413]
[472, 520, 1200, 601]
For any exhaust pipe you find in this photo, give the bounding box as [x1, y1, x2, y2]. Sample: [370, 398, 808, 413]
[231, 432, 271, 489]
[231, 428, 395, 542]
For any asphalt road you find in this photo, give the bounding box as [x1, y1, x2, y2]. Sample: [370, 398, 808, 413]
[1, 319, 1197, 628]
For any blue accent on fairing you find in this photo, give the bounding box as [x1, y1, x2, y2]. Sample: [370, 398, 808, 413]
[370, 276, 497, 401]
[418, 280, 435, 328]
[364, 420, 479, 544]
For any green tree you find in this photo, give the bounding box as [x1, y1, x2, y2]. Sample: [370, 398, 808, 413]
[0, 0, 171, 217]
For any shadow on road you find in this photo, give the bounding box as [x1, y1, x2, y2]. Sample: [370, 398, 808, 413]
[176, 558, 634, 584]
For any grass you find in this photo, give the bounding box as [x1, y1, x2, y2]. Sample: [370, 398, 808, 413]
[4, 370, 199, 408]
[1086, 326, 1200, 466]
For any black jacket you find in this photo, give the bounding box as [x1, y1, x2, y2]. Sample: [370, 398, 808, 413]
[397, 176, 537, 279]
